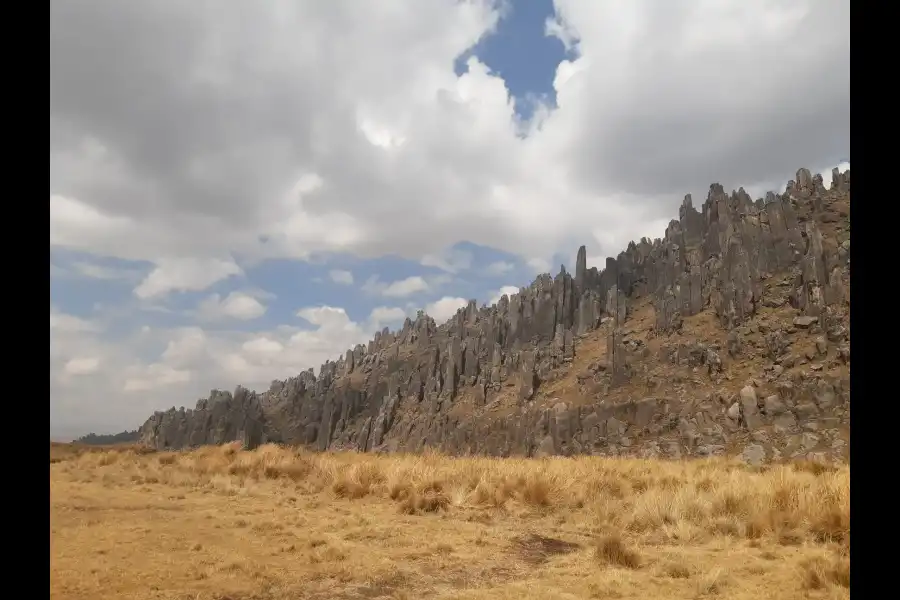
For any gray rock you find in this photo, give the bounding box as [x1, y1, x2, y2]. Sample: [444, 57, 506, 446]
[726, 402, 741, 421]
[793, 316, 818, 328]
[794, 402, 819, 421]
[801, 432, 820, 451]
[696, 444, 726, 457]
[741, 443, 767, 466]
[773, 413, 797, 434]
[740, 385, 762, 430]
[534, 435, 555, 458]
[751, 431, 769, 444]
[815, 336, 828, 356]
[764, 394, 786, 416]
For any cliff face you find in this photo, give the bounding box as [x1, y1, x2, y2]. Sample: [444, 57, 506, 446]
[139, 167, 851, 464]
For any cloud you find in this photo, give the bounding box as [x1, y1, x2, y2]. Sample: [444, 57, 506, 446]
[526, 257, 552, 275]
[368, 306, 408, 329]
[50, 308, 99, 333]
[420, 248, 473, 273]
[483, 261, 514, 276]
[384, 277, 430, 297]
[51, 0, 847, 277]
[362, 275, 431, 298]
[488, 285, 520, 306]
[297, 306, 353, 328]
[196, 291, 267, 321]
[64, 357, 101, 376]
[70, 261, 142, 282]
[329, 269, 355, 285]
[134, 258, 243, 299]
[423, 296, 469, 322]
[123, 364, 192, 393]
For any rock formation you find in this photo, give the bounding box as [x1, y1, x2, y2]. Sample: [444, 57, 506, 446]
[138, 167, 851, 464]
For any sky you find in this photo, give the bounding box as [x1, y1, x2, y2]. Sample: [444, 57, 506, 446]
[49, 0, 850, 440]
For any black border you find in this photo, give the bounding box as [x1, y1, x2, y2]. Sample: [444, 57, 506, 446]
[848, 1, 868, 592]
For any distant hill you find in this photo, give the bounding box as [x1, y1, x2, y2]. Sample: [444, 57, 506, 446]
[74, 430, 140, 446]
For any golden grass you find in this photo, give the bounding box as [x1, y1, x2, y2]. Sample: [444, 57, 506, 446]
[50, 443, 850, 599]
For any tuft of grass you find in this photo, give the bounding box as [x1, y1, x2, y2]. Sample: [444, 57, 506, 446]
[792, 459, 839, 476]
[594, 532, 641, 569]
[660, 562, 692, 579]
[800, 554, 850, 590]
[696, 567, 728, 596]
[399, 489, 450, 514]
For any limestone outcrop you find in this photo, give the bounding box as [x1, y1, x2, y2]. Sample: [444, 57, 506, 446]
[138, 167, 851, 464]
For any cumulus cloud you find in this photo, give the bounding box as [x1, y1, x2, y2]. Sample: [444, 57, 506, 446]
[196, 291, 268, 321]
[71, 261, 142, 282]
[423, 297, 470, 322]
[49, 0, 849, 436]
[369, 306, 409, 329]
[50, 308, 99, 334]
[329, 269, 355, 285]
[51, 0, 847, 274]
[483, 261, 515, 276]
[362, 275, 432, 297]
[420, 248, 474, 273]
[123, 364, 192, 393]
[64, 357, 101, 376]
[134, 258, 242, 299]
[489, 285, 520, 306]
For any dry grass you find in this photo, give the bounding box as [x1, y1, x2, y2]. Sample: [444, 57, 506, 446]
[594, 532, 641, 569]
[50, 442, 850, 599]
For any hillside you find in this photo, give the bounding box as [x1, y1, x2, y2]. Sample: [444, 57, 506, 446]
[73, 430, 140, 446]
[138, 167, 851, 465]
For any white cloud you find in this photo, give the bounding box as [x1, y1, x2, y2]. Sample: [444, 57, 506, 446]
[64, 260, 142, 282]
[420, 248, 473, 273]
[123, 364, 192, 393]
[160, 327, 212, 368]
[526, 257, 552, 275]
[329, 269, 355, 285]
[384, 276, 430, 297]
[63, 357, 101, 376]
[49, 194, 134, 254]
[483, 261, 514, 276]
[488, 285, 520, 306]
[197, 291, 267, 321]
[368, 306, 408, 329]
[242, 337, 285, 355]
[423, 296, 469, 322]
[134, 258, 243, 299]
[51, 0, 847, 276]
[297, 306, 354, 329]
[50, 308, 98, 333]
[363, 275, 431, 297]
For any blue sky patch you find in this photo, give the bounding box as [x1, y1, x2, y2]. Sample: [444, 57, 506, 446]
[455, 0, 570, 121]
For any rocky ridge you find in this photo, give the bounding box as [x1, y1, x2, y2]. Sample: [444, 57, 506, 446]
[138, 167, 851, 465]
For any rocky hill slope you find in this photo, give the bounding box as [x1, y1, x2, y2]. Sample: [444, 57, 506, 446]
[74, 430, 140, 446]
[138, 167, 851, 465]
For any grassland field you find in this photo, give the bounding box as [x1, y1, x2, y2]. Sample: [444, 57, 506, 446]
[49, 442, 849, 600]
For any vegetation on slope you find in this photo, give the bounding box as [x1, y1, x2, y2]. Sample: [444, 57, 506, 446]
[73, 430, 140, 446]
